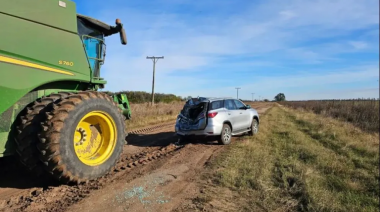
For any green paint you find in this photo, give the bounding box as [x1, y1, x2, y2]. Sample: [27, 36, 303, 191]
[0, 0, 78, 33]
[112, 93, 132, 120]
[0, 132, 11, 157]
[0, 0, 91, 114]
[0, 0, 129, 157]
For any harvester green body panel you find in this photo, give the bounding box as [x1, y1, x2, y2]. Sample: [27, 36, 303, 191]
[0, 0, 130, 157]
[0, 0, 92, 113]
[0, 0, 78, 33]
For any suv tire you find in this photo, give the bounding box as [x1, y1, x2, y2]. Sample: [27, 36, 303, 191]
[248, 118, 259, 136]
[218, 124, 232, 145]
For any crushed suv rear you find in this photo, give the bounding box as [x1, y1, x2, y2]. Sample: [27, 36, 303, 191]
[176, 97, 209, 131]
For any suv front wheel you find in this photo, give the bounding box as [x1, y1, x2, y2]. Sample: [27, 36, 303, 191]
[218, 124, 232, 145]
[248, 118, 259, 136]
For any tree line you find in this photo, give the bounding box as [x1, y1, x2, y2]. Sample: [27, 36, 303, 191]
[101, 91, 291, 103]
[287, 98, 379, 102]
[103, 90, 184, 104]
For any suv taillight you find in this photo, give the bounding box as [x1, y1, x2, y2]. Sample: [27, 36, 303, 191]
[208, 112, 218, 118]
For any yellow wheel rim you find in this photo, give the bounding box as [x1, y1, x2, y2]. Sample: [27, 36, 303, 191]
[73, 111, 117, 166]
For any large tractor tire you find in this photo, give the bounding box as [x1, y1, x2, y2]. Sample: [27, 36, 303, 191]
[15, 92, 71, 176]
[37, 91, 126, 184]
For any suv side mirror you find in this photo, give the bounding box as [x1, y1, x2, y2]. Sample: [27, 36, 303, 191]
[245, 105, 251, 109]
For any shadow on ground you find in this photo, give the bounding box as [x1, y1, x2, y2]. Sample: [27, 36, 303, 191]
[126, 131, 232, 147]
[0, 155, 59, 190]
[126, 132, 178, 147]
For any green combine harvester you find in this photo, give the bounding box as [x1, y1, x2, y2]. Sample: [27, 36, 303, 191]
[0, 0, 132, 184]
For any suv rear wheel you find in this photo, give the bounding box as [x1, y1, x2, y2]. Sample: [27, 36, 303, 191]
[218, 124, 232, 145]
[248, 118, 259, 136]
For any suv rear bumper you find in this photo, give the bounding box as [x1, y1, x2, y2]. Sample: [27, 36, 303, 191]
[175, 124, 222, 136]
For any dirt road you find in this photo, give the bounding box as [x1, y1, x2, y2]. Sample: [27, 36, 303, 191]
[0, 103, 271, 212]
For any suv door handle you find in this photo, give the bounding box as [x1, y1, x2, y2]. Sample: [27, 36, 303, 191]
[240, 112, 242, 114]
[228, 113, 231, 115]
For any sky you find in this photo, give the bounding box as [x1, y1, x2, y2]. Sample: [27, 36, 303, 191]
[74, 0, 379, 101]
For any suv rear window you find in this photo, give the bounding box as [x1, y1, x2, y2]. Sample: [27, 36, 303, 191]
[210, 100, 224, 110]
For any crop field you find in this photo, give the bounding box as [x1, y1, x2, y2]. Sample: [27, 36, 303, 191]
[193, 104, 379, 212]
[280, 99, 379, 133]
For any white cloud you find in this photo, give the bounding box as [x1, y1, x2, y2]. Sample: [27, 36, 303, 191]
[288, 88, 379, 100]
[179, 64, 379, 100]
[88, 0, 379, 100]
[279, 10, 298, 20]
[248, 66, 378, 90]
[349, 41, 369, 49]
[267, 0, 378, 30]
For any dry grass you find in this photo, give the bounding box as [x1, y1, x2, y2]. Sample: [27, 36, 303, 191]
[245, 102, 274, 111]
[126, 101, 185, 130]
[280, 100, 379, 133]
[194, 105, 379, 212]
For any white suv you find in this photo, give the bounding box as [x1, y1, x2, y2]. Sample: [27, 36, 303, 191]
[175, 97, 260, 145]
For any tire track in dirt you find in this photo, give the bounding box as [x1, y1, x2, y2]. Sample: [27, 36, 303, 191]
[60, 105, 273, 212]
[0, 122, 178, 212]
[128, 122, 176, 135]
[66, 142, 225, 212]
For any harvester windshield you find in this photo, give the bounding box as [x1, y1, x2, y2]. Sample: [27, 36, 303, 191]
[76, 14, 127, 80]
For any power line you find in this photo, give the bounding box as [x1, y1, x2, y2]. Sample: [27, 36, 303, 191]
[235, 87, 241, 99]
[251, 93, 255, 102]
[146, 56, 164, 105]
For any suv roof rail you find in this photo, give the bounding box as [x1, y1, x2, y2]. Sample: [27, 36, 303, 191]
[195, 97, 235, 101]
[209, 97, 234, 99]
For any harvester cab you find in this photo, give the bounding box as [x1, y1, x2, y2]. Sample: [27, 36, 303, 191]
[0, 0, 131, 185]
[76, 14, 127, 82]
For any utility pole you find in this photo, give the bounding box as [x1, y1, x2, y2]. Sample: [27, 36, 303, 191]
[251, 93, 255, 102]
[235, 87, 241, 99]
[146, 56, 164, 105]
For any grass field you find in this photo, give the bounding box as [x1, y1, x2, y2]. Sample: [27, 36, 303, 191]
[280, 100, 379, 133]
[194, 104, 379, 212]
[126, 101, 185, 130]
